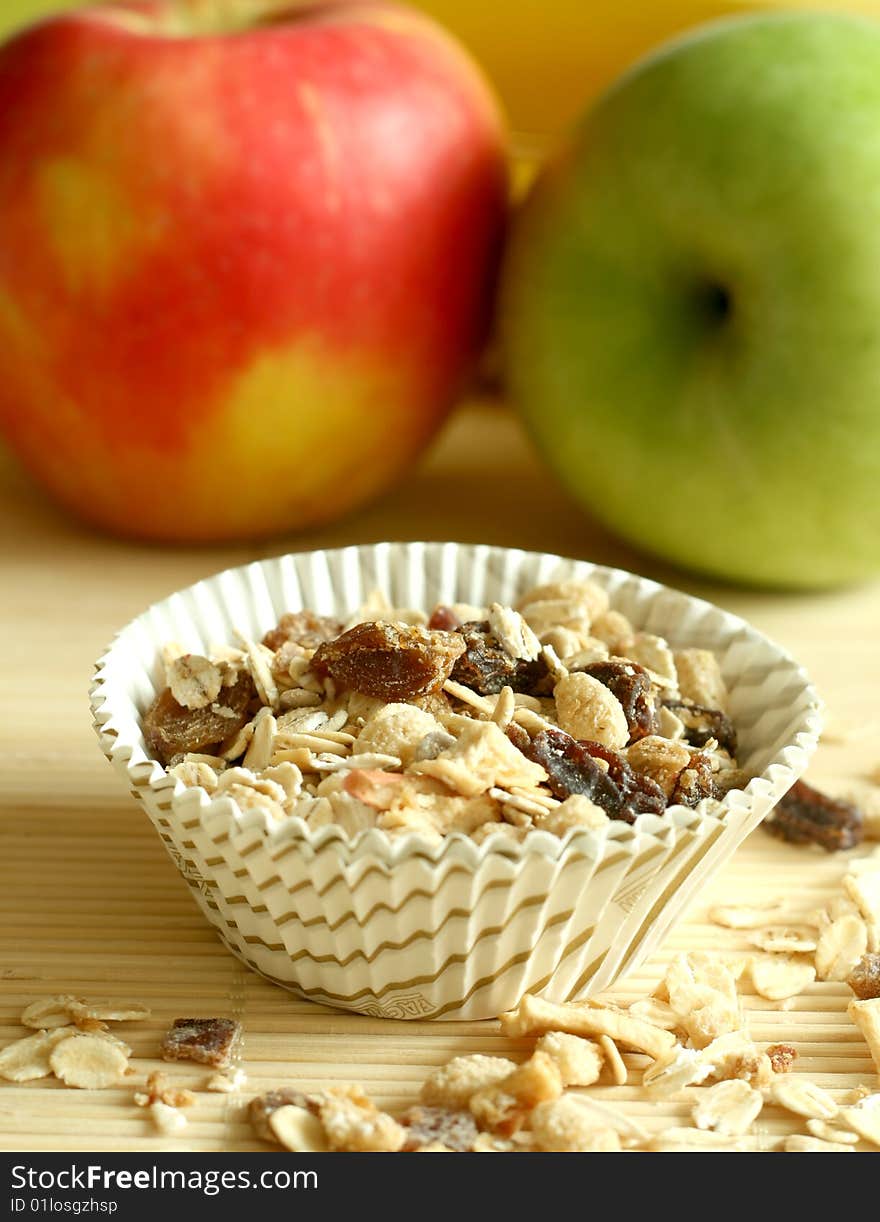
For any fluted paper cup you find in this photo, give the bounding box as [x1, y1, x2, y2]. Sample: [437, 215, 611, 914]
[89, 543, 821, 1019]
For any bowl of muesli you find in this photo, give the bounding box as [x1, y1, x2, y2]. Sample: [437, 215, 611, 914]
[90, 542, 822, 1019]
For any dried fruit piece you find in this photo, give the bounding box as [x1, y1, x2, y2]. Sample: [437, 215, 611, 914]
[0, 1028, 76, 1082]
[311, 621, 465, 701]
[765, 780, 863, 852]
[847, 952, 880, 1000]
[49, 1033, 129, 1089]
[161, 1017, 240, 1069]
[261, 610, 343, 653]
[663, 700, 738, 756]
[269, 1105, 330, 1153]
[144, 673, 256, 765]
[427, 605, 461, 632]
[400, 1105, 479, 1152]
[670, 751, 717, 808]
[575, 659, 657, 743]
[449, 621, 552, 697]
[514, 728, 666, 823]
[766, 1044, 798, 1074]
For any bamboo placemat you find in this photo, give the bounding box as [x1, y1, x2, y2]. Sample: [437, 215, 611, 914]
[1, 400, 878, 1152]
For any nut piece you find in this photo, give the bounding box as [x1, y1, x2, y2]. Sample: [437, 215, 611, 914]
[691, 1080, 764, 1136]
[815, 914, 869, 982]
[768, 1077, 839, 1121]
[319, 1086, 405, 1152]
[749, 956, 816, 1001]
[420, 1055, 517, 1110]
[535, 1032, 604, 1087]
[766, 1044, 798, 1074]
[674, 649, 729, 712]
[806, 1118, 859, 1145]
[49, 1033, 129, 1089]
[848, 997, 880, 1073]
[469, 1051, 562, 1135]
[530, 1097, 621, 1152]
[161, 1018, 240, 1069]
[553, 673, 629, 749]
[487, 603, 541, 662]
[269, 1105, 330, 1153]
[0, 1028, 77, 1082]
[498, 994, 676, 1061]
[598, 1034, 627, 1086]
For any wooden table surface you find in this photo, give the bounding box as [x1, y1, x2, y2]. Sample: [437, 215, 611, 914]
[1, 398, 878, 1152]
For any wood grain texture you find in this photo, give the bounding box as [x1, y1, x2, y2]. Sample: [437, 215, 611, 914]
[0, 400, 878, 1151]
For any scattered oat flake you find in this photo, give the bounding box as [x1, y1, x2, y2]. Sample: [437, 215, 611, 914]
[20, 996, 79, 1030]
[815, 914, 869, 981]
[749, 956, 816, 1001]
[68, 1000, 151, 1024]
[709, 902, 783, 930]
[838, 1094, 880, 1148]
[0, 1028, 76, 1082]
[806, 1118, 860, 1145]
[647, 1126, 743, 1152]
[768, 1077, 839, 1120]
[692, 1079, 763, 1136]
[49, 1033, 129, 1089]
[784, 1134, 854, 1153]
[749, 926, 817, 955]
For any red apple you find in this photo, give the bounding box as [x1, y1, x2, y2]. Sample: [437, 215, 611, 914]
[0, 0, 506, 539]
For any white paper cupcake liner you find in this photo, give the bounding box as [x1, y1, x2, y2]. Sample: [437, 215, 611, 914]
[90, 542, 822, 1019]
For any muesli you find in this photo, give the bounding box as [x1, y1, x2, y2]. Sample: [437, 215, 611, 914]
[141, 579, 748, 842]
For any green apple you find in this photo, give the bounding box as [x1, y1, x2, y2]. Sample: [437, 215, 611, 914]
[501, 12, 880, 589]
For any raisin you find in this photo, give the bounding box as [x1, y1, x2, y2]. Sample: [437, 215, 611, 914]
[664, 700, 738, 755]
[670, 751, 717, 808]
[514, 728, 666, 823]
[846, 953, 880, 1000]
[450, 621, 552, 697]
[577, 659, 657, 743]
[250, 1089, 321, 1143]
[764, 780, 863, 852]
[310, 621, 465, 701]
[143, 672, 256, 765]
[261, 610, 343, 653]
[427, 605, 461, 631]
[400, 1105, 479, 1152]
[766, 1043, 797, 1074]
[161, 1018, 241, 1068]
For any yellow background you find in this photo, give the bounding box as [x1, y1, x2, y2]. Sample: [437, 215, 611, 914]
[5, 1, 880, 142]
